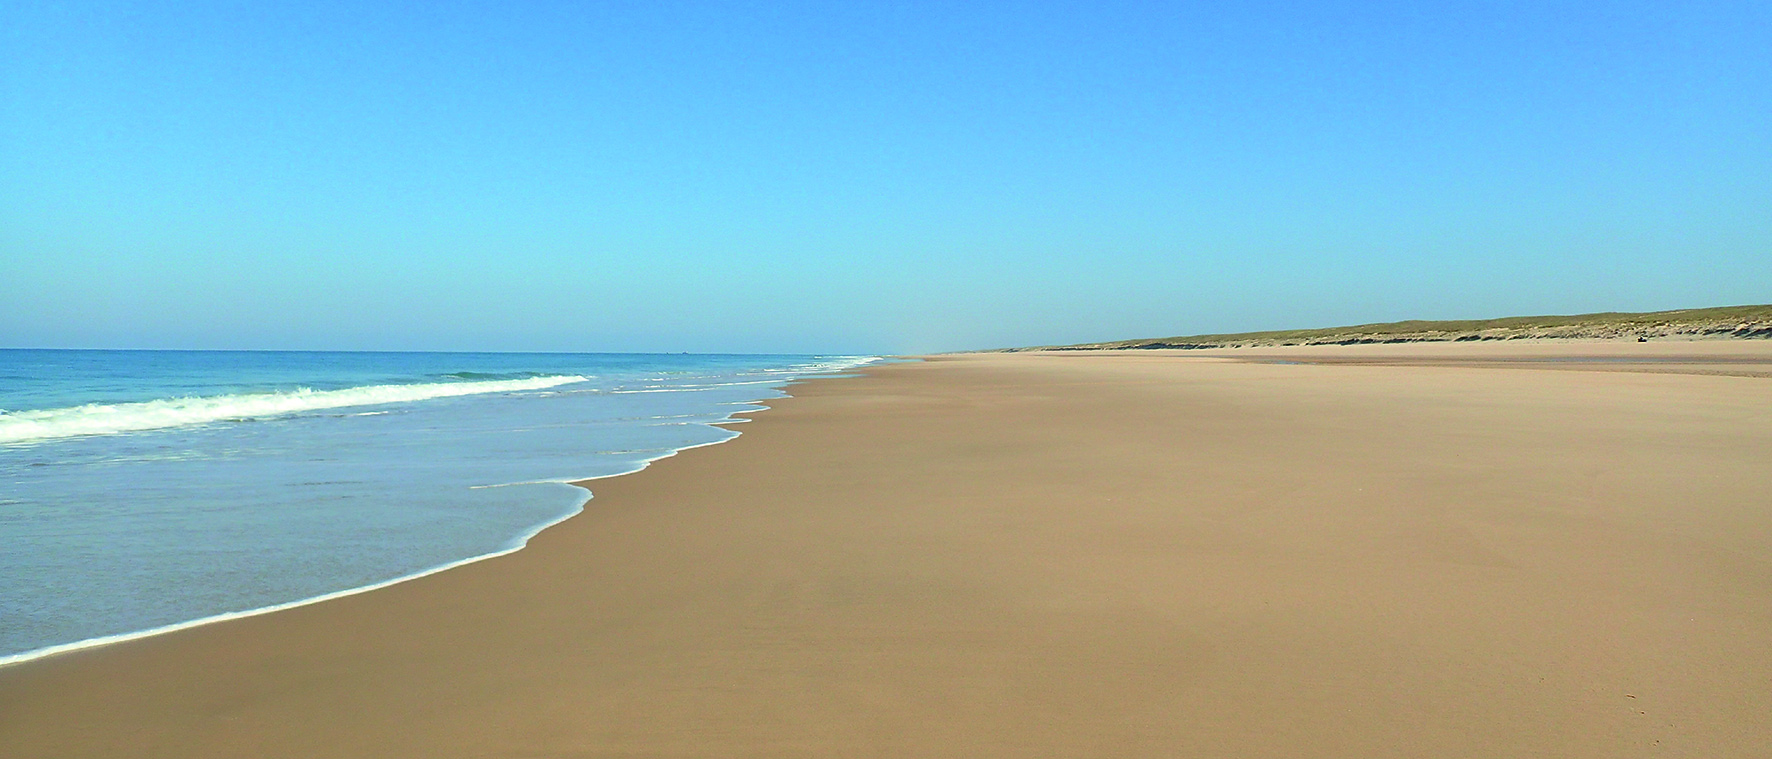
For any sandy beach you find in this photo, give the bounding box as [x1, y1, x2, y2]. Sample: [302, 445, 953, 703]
[3, 342, 1770, 757]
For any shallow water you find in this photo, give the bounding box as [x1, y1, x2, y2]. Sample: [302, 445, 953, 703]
[0, 350, 875, 661]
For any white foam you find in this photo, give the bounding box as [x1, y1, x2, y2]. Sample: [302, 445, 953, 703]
[0, 401, 758, 669]
[0, 485, 594, 669]
[797, 355, 884, 372]
[0, 375, 589, 445]
[0, 356, 881, 667]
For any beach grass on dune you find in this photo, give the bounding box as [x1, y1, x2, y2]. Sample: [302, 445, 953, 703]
[1010, 303, 1772, 351]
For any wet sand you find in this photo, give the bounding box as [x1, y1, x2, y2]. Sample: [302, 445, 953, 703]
[4, 343, 1771, 757]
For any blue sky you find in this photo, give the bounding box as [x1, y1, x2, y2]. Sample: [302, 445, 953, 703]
[3, 1, 1768, 353]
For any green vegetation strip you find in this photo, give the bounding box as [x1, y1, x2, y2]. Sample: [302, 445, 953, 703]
[1006, 304, 1772, 351]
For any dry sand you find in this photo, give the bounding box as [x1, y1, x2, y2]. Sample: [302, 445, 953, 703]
[3, 342, 1771, 757]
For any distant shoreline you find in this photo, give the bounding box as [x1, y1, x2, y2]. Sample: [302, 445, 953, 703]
[7, 348, 1770, 756]
[1000, 303, 1772, 351]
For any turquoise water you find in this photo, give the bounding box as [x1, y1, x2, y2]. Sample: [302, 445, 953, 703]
[0, 350, 875, 662]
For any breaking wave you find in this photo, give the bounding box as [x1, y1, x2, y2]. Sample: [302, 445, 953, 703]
[0, 375, 588, 445]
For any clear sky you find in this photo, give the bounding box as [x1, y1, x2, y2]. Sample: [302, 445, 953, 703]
[4, 1, 1768, 353]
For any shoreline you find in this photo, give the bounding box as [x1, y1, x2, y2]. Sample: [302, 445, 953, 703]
[0, 382, 806, 670]
[0, 489, 590, 669]
[5, 346, 1769, 757]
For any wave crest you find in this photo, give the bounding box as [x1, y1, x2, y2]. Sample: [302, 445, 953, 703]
[0, 375, 588, 445]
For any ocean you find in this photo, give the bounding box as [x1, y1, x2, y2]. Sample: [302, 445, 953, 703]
[0, 350, 876, 663]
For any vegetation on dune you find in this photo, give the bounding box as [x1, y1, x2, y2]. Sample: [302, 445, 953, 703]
[1007, 304, 1772, 351]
